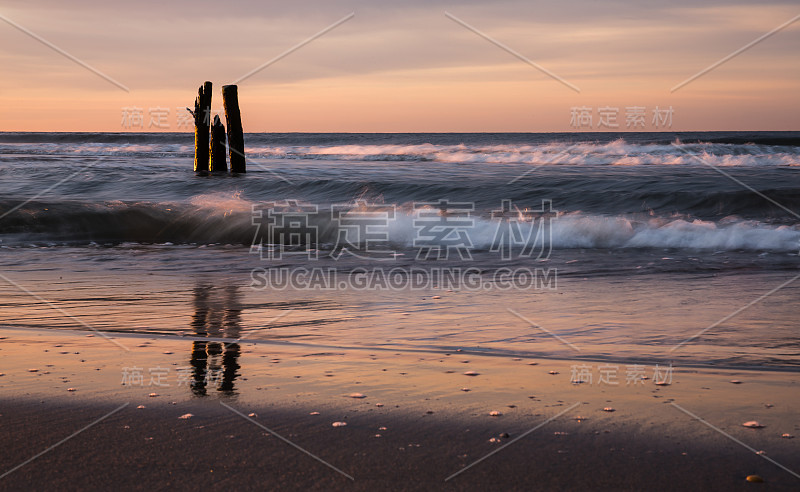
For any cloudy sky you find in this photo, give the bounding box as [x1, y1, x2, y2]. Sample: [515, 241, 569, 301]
[0, 0, 797, 131]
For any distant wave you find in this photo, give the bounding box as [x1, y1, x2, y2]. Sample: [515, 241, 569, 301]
[2, 194, 798, 251]
[246, 140, 800, 166]
[2, 137, 798, 166]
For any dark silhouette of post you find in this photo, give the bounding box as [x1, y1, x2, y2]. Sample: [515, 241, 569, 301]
[209, 115, 227, 172]
[222, 85, 245, 173]
[193, 81, 213, 172]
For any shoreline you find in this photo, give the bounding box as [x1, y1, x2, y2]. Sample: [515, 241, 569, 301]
[4, 325, 800, 374]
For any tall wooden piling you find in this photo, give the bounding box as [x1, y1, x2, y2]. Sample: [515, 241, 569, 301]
[209, 115, 227, 172]
[193, 81, 213, 172]
[222, 85, 245, 173]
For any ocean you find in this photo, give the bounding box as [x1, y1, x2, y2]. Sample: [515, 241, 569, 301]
[1, 131, 798, 371]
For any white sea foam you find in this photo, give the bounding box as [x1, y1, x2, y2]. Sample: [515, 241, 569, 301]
[244, 140, 800, 167]
[375, 207, 800, 251]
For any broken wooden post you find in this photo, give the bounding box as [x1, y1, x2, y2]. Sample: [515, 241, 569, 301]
[193, 81, 213, 173]
[222, 85, 245, 173]
[209, 115, 227, 172]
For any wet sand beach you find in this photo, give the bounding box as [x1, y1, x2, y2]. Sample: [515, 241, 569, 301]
[1, 328, 798, 491]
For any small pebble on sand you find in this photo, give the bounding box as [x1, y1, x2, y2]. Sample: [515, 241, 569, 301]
[746, 475, 764, 483]
[781, 433, 794, 439]
[309, 412, 320, 415]
[179, 413, 193, 419]
[730, 380, 742, 384]
[602, 407, 615, 412]
[137, 405, 146, 409]
[332, 421, 347, 427]
[548, 371, 559, 375]
[461, 388, 471, 392]
[742, 421, 764, 428]
[67, 388, 76, 392]
[28, 369, 38, 372]
[463, 371, 480, 376]
[148, 393, 159, 397]
[375, 403, 384, 407]
[348, 393, 366, 399]
[248, 413, 257, 417]
[489, 411, 502, 417]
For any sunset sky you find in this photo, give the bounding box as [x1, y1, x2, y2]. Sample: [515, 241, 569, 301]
[0, 0, 798, 132]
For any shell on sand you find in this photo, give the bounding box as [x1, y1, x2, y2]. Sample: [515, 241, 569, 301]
[746, 475, 764, 483]
[742, 421, 764, 428]
[178, 413, 193, 419]
[781, 433, 794, 439]
[463, 371, 480, 376]
[548, 371, 559, 375]
[654, 381, 670, 386]
[67, 388, 77, 392]
[137, 405, 146, 409]
[375, 403, 384, 407]
[730, 380, 742, 384]
[348, 393, 366, 398]
[309, 412, 320, 415]
[248, 413, 257, 417]
[148, 393, 159, 397]
[28, 369, 39, 372]
[489, 411, 502, 416]
[461, 388, 471, 392]
[602, 407, 615, 412]
[332, 421, 347, 427]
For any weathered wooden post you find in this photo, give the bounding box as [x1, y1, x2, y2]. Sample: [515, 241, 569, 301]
[193, 81, 213, 173]
[222, 85, 245, 173]
[209, 115, 227, 172]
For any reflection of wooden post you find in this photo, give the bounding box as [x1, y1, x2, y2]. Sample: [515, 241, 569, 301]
[209, 115, 227, 172]
[193, 81, 212, 172]
[222, 85, 245, 173]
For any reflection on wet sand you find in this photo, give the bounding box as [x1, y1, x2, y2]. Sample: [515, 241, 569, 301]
[189, 285, 241, 396]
